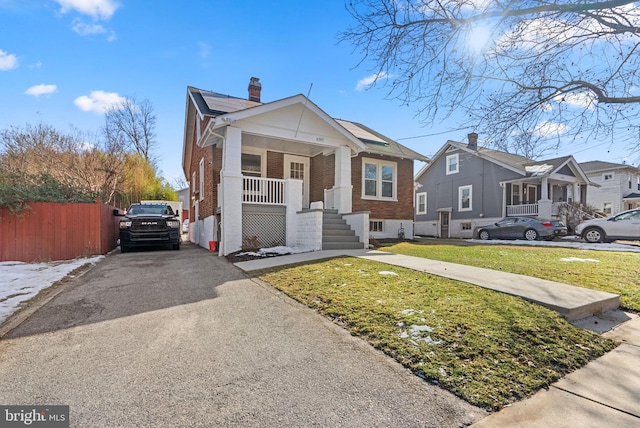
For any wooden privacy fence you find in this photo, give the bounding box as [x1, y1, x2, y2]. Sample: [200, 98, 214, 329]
[0, 201, 123, 262]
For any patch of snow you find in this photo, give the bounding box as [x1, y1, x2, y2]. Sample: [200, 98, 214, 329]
[0, 256, 104, 325]
[378, 271, 398, 276]
[237, 246, 312, 258]
[560, 257, 600, 263]
[399, 323, 442, 345]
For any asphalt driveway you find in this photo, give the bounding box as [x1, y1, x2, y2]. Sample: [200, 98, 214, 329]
[0, 242, 483, 427]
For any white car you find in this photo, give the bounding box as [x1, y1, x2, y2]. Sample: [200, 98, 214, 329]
[182, 219, 190, 233]
[575, 208, 640, 243]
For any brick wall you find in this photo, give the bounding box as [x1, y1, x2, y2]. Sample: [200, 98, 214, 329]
[310, 153, 335, 204]
[351, 153, 414, 220]
[267, 151, 284, 179]
[188, 115, 217, 222]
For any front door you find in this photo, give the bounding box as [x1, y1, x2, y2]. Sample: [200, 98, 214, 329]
[284, 154, 310, 208]
[439, 211, 450, 238]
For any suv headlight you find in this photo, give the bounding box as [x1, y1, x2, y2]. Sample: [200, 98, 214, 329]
[166, 220, 180, 228]
[120, 220, 132, 229]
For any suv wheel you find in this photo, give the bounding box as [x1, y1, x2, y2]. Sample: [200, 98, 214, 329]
[583, 227, 604, 243]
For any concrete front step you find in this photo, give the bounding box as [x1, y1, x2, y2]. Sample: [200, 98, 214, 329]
[322, 242, 365, 250]
[322, 229, 356, 236]
[323, 235, 360, 243]
[321, 210, 364, 249]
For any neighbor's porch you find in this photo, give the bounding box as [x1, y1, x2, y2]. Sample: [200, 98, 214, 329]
[503, 177, 587, 219]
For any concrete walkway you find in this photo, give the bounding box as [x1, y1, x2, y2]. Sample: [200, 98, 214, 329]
[235, 249, 620, 321]
[235, 248, 640, 427]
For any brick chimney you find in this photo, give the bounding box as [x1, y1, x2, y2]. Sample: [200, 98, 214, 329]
[468, 132, 478, 151]
[248, 77, 261, 102]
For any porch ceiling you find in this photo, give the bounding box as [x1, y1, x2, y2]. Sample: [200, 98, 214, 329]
[242, 133, 337, 157]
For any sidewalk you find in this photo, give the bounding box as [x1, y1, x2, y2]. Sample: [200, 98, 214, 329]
[235, 248, 640, 427]
[235, 249, 620, 321]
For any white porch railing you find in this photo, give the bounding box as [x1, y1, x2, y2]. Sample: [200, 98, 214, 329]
[506, 204, 539, 216]
[243, 177, 285, 205]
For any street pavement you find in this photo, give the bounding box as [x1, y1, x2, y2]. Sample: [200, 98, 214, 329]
[0, 243, 483, 427]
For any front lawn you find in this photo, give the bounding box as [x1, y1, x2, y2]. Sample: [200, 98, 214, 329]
[257, 257, 617, 409]
[379, 242, 640, 312]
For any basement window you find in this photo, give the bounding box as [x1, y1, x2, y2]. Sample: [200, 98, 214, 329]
[369, 220, 383, 233]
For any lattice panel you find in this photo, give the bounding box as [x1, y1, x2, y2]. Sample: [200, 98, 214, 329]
[242, 212, 286, 249]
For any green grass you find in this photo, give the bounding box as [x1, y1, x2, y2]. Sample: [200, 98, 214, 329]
[257, 257, 617, 409]
[379, 242, 640, 312]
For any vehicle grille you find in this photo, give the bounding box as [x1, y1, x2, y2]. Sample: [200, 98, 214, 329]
[131, 219, 167, 231]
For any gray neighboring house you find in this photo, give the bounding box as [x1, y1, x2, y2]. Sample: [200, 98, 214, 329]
[414, 133, 591, 238]
[579, 161, 640, 215]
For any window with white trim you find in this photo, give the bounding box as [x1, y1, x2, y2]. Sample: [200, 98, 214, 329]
[241, 152, 263, 177]
[603, 173, 614, 181]
[458, 185, 472, 211]
[603, 202, 612, 215]
[199, 158, 205, 201]
[446, 154, 459, 175]
[369, 220, 384, 232]
[416, 192, 427, 215]
[362, 158, 397, 200]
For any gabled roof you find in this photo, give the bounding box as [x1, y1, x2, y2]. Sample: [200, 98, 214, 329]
[189, 86, 261, 117]
[415, 140, 530, 180]
[579, 160, 639, 174]
[185, 85, 429, 163]
[336, 120, 429, 162]
[415, 140, 590, 185]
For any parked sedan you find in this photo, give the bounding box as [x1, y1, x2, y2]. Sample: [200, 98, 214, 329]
[575, 208, 640, 243]
[476, 217, 568, 241]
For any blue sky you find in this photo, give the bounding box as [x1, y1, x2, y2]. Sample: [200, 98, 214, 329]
[0, 0, 631, 187]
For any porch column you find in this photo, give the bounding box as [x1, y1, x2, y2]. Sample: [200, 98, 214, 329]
[538, 177, 552, 218]
[333, 145, 353, 214]
[573, 183, 581, 203]
[285, 178, 303, 247]
[502, 183, 507, 217]
[220, 126, 243, 256]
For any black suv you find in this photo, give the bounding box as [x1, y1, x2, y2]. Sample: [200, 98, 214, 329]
[118, 203, 181, 252]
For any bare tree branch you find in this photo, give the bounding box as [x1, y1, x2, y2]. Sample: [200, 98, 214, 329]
[341, 0, 640, 158]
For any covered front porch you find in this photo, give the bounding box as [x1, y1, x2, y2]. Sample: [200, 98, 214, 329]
[197, 95, 370, 256]
[502, 177, 587, 219]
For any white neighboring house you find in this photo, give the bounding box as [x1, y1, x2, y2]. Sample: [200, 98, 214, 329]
[579, 161, 640, 215]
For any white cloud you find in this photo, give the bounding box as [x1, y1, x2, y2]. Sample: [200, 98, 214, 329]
[72, 18, 106, 35]
[532, 121, 568, 137]
[0, 49, 18, 70]
[54, 0, 119, 20]
[74, 90, 126, 113]
[25, 84, 58, 96]
[355, 72, 390, 91]
[554, 91, 597, 109]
